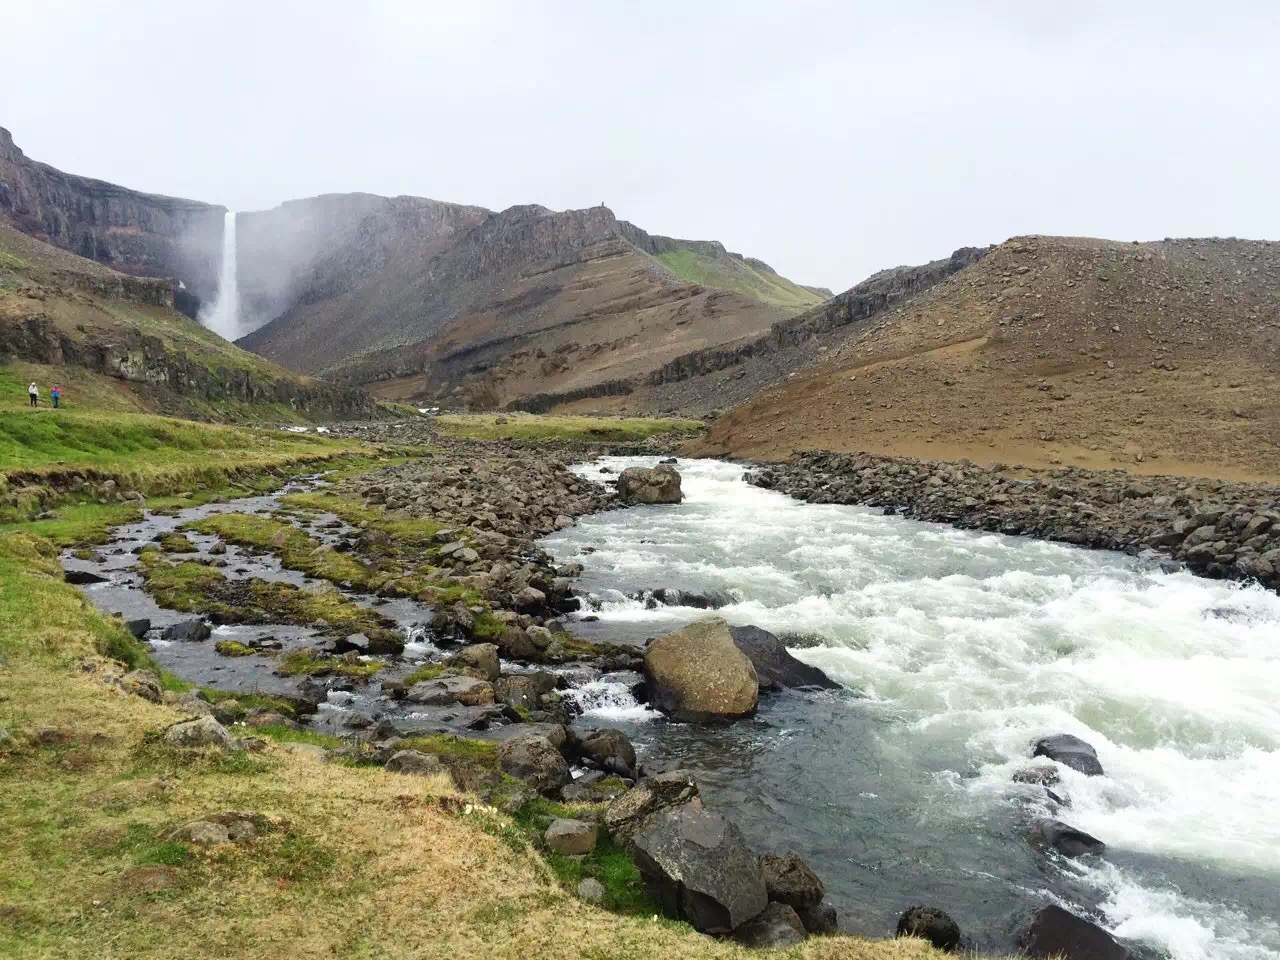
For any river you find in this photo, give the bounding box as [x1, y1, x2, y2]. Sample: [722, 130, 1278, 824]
[542, 457, 1280, 960]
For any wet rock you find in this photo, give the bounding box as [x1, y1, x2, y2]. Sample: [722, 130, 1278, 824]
[331, 631, 404, 656]
[124, 618, 151, 639]
[576, 727, 637, 777]
[451, 643, 499, 681]
[617, 464, 683, 504]
[577, 877, 606, 903]
[513, 585, 546, 612]
[637, 587, 737, 610]
[644, 618, 758, 723]
[897, 905, 962, 951]
[64, 569, 108, 585]
[496, 733, 570, 795]
[161, 619, 212, 643]
[728, 625, 839, 690]
[406, 676, 495, 707]
[1033, 819, 1106, 858]
[1032, 734, 1105, 776]
[734, 901, 807, 947]
[796, 900, 838, 935]
[495, 626, 540, 660]
[1013, 765, 1062, 787]
[544, 818, 598, 856]
[162, 716, 233, 749]
[501, 721, 567, 750]
[759, 853, 824, 909]
[1016, 904, 1132, 960]
[386, 750, 447, 776]
[631, 805, 768, 934]
[120, 670, 162, 703]
[604, 770, 700, 847]
[494, 675, 540, 712]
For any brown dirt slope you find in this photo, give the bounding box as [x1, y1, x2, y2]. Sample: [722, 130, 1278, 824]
[697, 235, 1280, 481]
[236, 202, 817, 411]
[0, 219, 374, 420]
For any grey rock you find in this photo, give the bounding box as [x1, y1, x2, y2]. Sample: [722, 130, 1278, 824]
[617, 464, 683, 504]
[603, 770, 700, 847]
[1017, 904, 1132, 960]
[729, 625, 839, 690]
[450, 643, 499, 681]
[1033, 734, 1105, 776]
[734, 901, 807, 947]
[1034, 819, 1106, 858]
[577, 877, 606, 903]
[161, 619, 212, 643]
[759, 853, 824, 909]
[386, 750, 447, 776]
[897, 905, 962, 951]
[162, 716, 233, 749]
[544, 818, 598, 856]
[496, 733, 570, 795]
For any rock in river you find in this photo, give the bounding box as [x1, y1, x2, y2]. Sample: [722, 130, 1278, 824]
[631, 804, 769, 934]
[759, 853, 825, 909]
[644, 618, 758, 723]
[729, 625, 839, 690]
[1033, 819, 1106, 858]
[1032, 734, 1105, 776]
[1017, 904, 1132, 960]
[617, 464, 683, 504]
[496, 733, 570, 795]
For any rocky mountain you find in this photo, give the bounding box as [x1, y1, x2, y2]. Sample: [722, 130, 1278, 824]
[0, 127, 223, 318]
[0, 218, 373, 420]
[696, 235, 1280, 479]
[238, 198, 825, 410]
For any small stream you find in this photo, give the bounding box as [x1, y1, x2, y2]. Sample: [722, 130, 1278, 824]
[542, 457, 1280, 960]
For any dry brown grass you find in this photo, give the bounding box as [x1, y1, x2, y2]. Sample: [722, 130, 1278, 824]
[0, 532, 949, 960]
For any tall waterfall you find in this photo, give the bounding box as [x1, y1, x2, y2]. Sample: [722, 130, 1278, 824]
[201, 211, 239, 339]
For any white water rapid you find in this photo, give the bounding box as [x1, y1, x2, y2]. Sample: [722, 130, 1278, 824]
[201, 210, 239, 339]
[544, 457, 1280, 960]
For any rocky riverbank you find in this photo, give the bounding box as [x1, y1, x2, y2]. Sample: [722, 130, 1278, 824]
[749, 450, 1280, 590]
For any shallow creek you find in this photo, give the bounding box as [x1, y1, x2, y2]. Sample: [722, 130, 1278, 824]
[543, 457, 1280, 960]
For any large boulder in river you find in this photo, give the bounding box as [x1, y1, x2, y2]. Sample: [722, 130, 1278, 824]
[644, 619, 758, 723]
[1032, 734, 1105, 776]
[1016, 904, 1132, 960]
[1033, 819, 1106, 858]
[729, 625, 839, 690]
[631, 804, 768, 934]
[617, 464, 683, 505]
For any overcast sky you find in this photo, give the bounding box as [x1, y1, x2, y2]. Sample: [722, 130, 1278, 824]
[6, 1, 1279, 291]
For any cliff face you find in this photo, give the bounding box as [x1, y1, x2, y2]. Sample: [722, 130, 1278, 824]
[0, 127, 224, 317]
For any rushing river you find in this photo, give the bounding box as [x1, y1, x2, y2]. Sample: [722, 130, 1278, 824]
[543, 457, 1280, 960]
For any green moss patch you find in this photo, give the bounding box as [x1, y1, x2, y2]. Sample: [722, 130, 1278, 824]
[275, 649, 383, 679]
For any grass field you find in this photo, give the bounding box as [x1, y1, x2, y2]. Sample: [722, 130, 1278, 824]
[655, 247, 825, 312]
[435, 413, 704, 443]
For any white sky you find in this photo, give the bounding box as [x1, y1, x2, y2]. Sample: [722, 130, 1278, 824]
[5, 0, 1279, 291]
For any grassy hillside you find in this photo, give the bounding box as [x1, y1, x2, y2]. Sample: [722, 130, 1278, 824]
[654, 246, 825, 311]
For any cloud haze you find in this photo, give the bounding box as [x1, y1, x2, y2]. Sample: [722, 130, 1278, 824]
[5, 0, 1279, 291]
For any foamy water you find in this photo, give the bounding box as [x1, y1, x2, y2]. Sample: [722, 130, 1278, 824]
[544, 457, 1280, 958]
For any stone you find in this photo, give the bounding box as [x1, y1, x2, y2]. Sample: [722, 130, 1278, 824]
[450, 643, 499, 681]
[525, 625, 554, 649]
[407, 676, 495, 707]
[64, 569, 108, 585]
[163, 812, 266, 845]
[796, 899, 838, 935]
[734, 901, 807, 947]
[281, 742, 329, 760]
[501, 722, 567, 750]
[631, 805, 768, 934]
[644, 618, 758, 722]
[161, 619, 211, 643]
[728, 625, 839, 690]
[1017, 904, 1132, 960]
[496, 733, 570, 795]
[124, 618, 151, 639]
[386, 750, 447, 776]
[513, 585, 546, 612]
[162, 716, 233, 749]
[544, 818, 598, 856]
[759, 853, 824, 908]
[897, 905, 962, 951]
[120, 670, 163, 703]
[577, 877, 606, 904]
[495, 626, 540, 660]
[617, 464, 683, 504]
[576, 727, 637, 777]
[494, 676, 540, 712]
[604, 770, 700, 847]
[1032, 734, 1105, 776]
[331, 631, 404, 656]
[1034, 819, 1106, 858]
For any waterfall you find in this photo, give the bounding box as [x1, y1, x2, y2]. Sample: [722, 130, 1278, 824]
[201, 211, 239, 339]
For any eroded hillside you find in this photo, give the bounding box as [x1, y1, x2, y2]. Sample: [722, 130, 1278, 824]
[697, 236, 1280, 480]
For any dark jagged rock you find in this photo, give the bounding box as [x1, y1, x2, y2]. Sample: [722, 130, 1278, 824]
[729, 625, 839, 690]
[1017, 904, 1132, 960]
[631, 805, 769, 934]
[897, 905, 963, 951]
[575, 727, 637, 777]
[796, 900, 838, 935]
[1033, 819, 1106, 858]
[161, 619, 211, 643]
[733, 901, 807, 947]
[1033, 734, 1105, 776]
[124, 618, 151, 639]
[760, 853, 825, 909]
[63, 569, 108, 585]
[603, 771, 700, 847]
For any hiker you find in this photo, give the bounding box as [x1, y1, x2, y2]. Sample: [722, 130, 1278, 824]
[27, 382, 38, 407]
[51, 384, 61, 409]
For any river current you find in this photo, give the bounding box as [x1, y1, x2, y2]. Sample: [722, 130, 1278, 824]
[543, 457, 1280, 960]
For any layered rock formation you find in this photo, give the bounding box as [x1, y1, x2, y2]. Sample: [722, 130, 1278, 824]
[0, 127, 224, 317]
